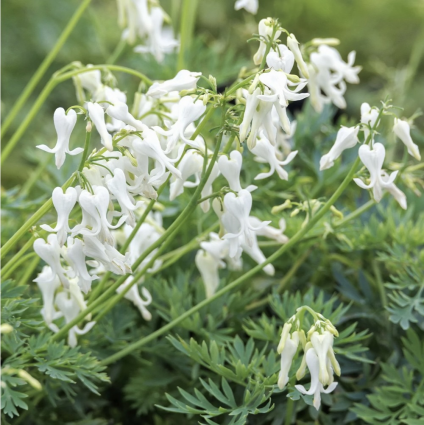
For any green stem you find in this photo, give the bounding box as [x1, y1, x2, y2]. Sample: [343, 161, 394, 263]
[1, 253, 38, 281]
[78, 129, 92, 172]
[1, 0, 91, 138]
[177, 0, 198, 71]
[0, 174, 75, 259]
[100, 157, 361, 365]
[1, 236, 36, 276]
[52, 108, 222, 341]
[17, 255, 40, 286]
[107, 39, 127, 65]
[20, 156, 51, 196]
[284, 395, 295, 425]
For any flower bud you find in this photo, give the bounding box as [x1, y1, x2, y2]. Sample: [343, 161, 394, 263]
[277, 322, 292, 354]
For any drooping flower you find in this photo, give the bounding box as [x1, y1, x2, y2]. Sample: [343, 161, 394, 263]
[195, 249, 221, 298]
[319, 126, 359, 170]
[222, 190, 270, 258]
[153, 96, 206, 153]
[73, 65, 102, 96]
[278, 331, 300, 389]
[37, 108, 83, 169]
[295, 348, 338, 411]
[33, 235, 69, 287]
[74, 186, 127, 244]
[106, 101, 147, 132]
[287, 34, 309, 78]
[234, 0, 258, 14]
[353, 143, 398, 202]
[54, 291, 96, 347]
[40, 187, 78, 246]
[169, 148, 203, 200]
[134, 7, 179, 63]
[146, 70, 202, 98]
[251, 134, 298, 180]
[86, 102, 113, 151]
[83, 235, 132, 275]
[380, 171, 407, 210]
[266, 44, 295, 73]
[310, 331, 340, 386]
[117, 276, 152, 320]
[393, 118, 421, 160]
[66, 237, 98, 294]
[33, 266, 62, 327]
[200, 160, 221, 213]
[360, 103, 379, 142]
[249, 216, 288, 243]
[253, 18, 282, 66]
[218, 150, 243, 192]
[132, 128, 182, 183]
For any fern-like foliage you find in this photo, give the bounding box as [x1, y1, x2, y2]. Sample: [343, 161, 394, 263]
[352, 329, 424, 424]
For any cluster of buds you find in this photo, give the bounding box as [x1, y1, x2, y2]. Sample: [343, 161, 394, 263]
[277, 307, 340, 411]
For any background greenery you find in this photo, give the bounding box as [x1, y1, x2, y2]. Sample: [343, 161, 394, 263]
[2, 1, 424, 424]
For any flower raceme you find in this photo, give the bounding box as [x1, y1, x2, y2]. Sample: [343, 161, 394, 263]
[277, 309, 341, 410]
[31, 16, 421, 357]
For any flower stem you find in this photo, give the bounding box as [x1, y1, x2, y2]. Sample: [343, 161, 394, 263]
[77, 129, 92, 172]
[100, 157, 361, 366]
[0, 236, 36, 276]
[177, 0, 198, 71]
[1, 252, 38, 281]
[1, 0, 92, 138]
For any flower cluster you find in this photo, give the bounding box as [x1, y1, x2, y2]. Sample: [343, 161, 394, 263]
[116, 0, 178, 62]
[319, 101, 421, 209]
[32, 17, 421, 355]
[277, 307, 340, 411]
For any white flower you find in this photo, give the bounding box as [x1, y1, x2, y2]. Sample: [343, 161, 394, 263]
[54, 292, 95, 347]
[295, 348, 338, 411]
[83, 235, 132, 275]
[253, 18, 282, 66]
[259, 70, 309, 107]
[105, 168, 144, 226]
[360, 103, 379, 142]
[353, 143, 398, 202]
[170, 148, 203, 200]
[195, 249, 221, 298]
[381, 171, 407, 210]
[132, 128, 182, 184]
[106, 101, 147, 132]
[86, 102, 113, 151]
[117, 276, 152, 320]
[246, 95, 275, 149]
[287, 34, 309, 78]
[154, 96, 206, 153]
[33, 235, 69, 287]
[241, 232, 275, 275]
[74, 186, 127, 244]
[222, 190, 270, 258]
[234, 0, 258, 14]
[310, 331, 340, 385]
[74, 66, 102, 95]
[34, 266, 62, 326]
[200, 160, 221, 213]
[266, 44, 295, 73]
[218, 150, 243, 192]
[249, 216, 288, 243]
[40, 187, 78, 246]
[146, 70, 202, 98]
[251, 135, 297, 180]
[393, 118, 421, 160]
[278, 331, 300, 389]
[320, 126, 359, 170]
[239, 88, 260, 142]
[37, 108, 82, 169]
[66, 237, 98, 294]
[134, 7, 179, 63]
[117, 0, 152, 44]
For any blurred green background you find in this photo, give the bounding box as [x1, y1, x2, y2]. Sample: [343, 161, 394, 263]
[2, 0, 424, 187]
